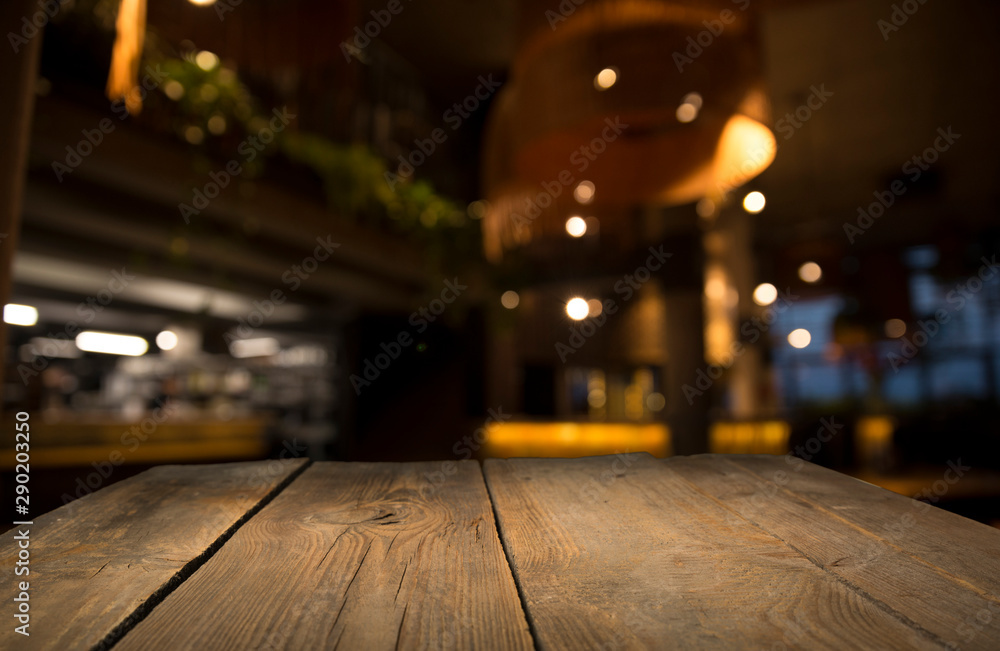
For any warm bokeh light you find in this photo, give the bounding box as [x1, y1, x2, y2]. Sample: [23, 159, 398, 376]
[798, 262, 822, 283]
[482, 422, 671, 458]
[188, 0, 217, 5]
[163, 80, 185, 101]
[156, 330, 179, 351]
[594, 67, 618, 90]
[752, 283, 778, 306]
[743, 191, 766, 213]
[195, 50, 220, 72]
[788, 328, 812, 349]
[676, 102, 698, 123]
[207, 115, 227, 135]
[467, 200, 487, 220]
[710, 421, 790, 455]
[696, 197, 715, 218]
[566, 297, 590, 320]
[573, 180, 595, 204]
[76, 331, 149, 356]
[184, 126, 205, 145]
[565, 216, 587, 237]
[705, 277, 726, 300]
[501, 290, 520, 309]
[856, 416, 895, 468]
[587, 389, 607, 409]
[4, 303, 38, 326]
[646, 392, 666, 412]
[586, 298, 603, 317]
[885, 318, 907, 338]
[712, 115, 776, 194]
[683, 92, 703, 110]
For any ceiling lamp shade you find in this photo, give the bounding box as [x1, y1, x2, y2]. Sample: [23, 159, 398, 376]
[481, 0, 775, 260]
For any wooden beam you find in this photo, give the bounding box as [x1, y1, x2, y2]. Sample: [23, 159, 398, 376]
[0, 0, 42, 397]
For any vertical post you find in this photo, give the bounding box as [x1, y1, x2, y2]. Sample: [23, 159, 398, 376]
[0, 0, 43, 397]
[658, 224, 709, 456]
[664, 290, 709, 455]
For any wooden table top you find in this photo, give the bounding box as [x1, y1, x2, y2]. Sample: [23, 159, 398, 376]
[3, 453, 999, 650]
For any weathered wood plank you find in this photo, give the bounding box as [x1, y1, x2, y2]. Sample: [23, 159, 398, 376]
[485, 453, 945, 650]
[0, 459, 307, 650]
[668, 454, 1000, 650]
[115, 460, 533, 650]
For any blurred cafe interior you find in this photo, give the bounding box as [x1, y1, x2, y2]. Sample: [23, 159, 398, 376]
[1, 0, 999, 524]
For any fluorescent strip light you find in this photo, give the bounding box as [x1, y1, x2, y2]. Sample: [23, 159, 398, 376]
[230, 337, 280, 358]
[4, 304, 38, 326]
[76, 331, 149, 356]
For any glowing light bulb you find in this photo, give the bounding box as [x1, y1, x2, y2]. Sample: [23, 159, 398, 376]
[4, 304, 38, 326]
[753, 283, 777, 306]
[676, 103, 698, 123]
[594, 68, 618, 90]
[156, 330, 179, 351]
[743, 191, 766, 214]
[566, 298, 589, 320]
[788, 329, 811, 349]
[574, 181, 595, 204]
[565, 216, 587, 237]
[798, 262, 822, 283]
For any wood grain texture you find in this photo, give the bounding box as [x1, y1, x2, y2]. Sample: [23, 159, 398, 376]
[485, 453, 946, 650]
[115, 460, 533, 650]
[0, 459, 307, 651]
[668, 454, 1000, 650]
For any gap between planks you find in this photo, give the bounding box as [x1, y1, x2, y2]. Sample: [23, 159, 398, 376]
[482, 463, 543, 651]
[92, 459, 314, 651]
